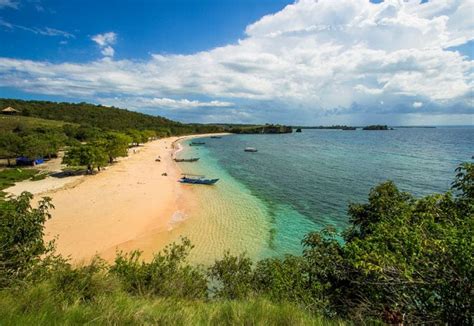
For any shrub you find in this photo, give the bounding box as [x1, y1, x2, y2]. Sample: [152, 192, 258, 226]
[208, 251, 253, 299]
[110, 237, 207, 299]
[50, 257, 114, 303]
[0, 192, 54, 287]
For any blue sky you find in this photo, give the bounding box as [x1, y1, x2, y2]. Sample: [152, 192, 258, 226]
[0, 0, 473, 125]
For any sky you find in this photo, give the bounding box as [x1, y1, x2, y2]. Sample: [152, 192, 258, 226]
[0, 0, 473, 125]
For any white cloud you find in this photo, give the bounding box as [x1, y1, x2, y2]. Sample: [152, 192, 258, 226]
[92, 32, 117, 57]
[101, 46, 115, 57]
[99, 97, 234, 110]
[0, 0, 473, 123]
[0, 0, 18, 9]
[413, 101, 423, 108]
[91, 32, 117, 57]
[91, 32, 116, 47]
[0, 18, 74, 38]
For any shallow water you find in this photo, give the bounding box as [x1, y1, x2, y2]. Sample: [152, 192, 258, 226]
[174, 127, 473, 262]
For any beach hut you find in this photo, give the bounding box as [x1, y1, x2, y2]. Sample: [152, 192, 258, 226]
[1, 107, 20, 115]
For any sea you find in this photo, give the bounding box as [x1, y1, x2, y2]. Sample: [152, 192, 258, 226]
[174, 126, 473, 263]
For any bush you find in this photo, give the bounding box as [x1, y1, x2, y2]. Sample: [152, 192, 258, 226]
[253, 255, 320, 311]
[208, 251, 253, 300]
[110, 237, 207, 299]
[0, 192, 54, 287]
[50, 258, 115, 303]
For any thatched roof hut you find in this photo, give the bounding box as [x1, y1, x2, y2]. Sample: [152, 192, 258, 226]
[1, 107, 20, 115]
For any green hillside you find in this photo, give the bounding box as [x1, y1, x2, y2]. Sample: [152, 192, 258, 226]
[0, 98, 222, 135]
[0, 115, 72, 133]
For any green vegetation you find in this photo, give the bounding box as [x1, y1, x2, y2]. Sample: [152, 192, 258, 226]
[0, 163, 471, 324]
[0, 98, 223, 135]
[0, 115, 70, 133]
[0, 289, 334, 325]
[362, 124, 391, 130]
[228, 124, 293, 134]
[0, 169, 40, 198]
[0, 98, 223, 184]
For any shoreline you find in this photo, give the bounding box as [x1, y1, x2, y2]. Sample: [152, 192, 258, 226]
[6, 132, 231, 264]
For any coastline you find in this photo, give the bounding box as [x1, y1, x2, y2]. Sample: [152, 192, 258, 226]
[5, 133, 230, 264]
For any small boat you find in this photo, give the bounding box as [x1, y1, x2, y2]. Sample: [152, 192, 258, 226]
[244, 147, 258, 152]
[190, 142, 206, 146]
[174, 158, 200, 162]
[210, 136, 222, 139]
[179, 174, 219, 185]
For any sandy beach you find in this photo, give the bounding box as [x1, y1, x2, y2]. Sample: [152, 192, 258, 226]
[6, 133, 229, 263]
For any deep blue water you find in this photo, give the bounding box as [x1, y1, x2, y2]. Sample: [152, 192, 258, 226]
[190, 127, 473, 257]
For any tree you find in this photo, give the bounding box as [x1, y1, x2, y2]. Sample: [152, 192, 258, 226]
[63, 144, 108, 173]
[100, 132, 132, 163]
[141, 130, 156, 142]
[42, 131, 68, 159]
[126, 129, 143, 147]
[0, 192, 54, 287]
[19, 134, 49, 159]
[0, 132, 21, 166]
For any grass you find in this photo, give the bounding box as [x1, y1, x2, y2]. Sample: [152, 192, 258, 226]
[0, 168, 40, 198]
[0, 115, 73, 133]
[0, 282, 342, 326]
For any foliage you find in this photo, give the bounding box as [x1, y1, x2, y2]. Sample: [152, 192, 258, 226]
[253, 255, 317, 310]
[50, 257, 115, 304]
[0, 115, 69, 133]
[0, 163, 471, 324]
[0, 169, 40, 198]
[99, 132, 132, 163]
[62, 144, 109, 172]
[362, 125, 390, 130]
[229, 124, 293, 134]
[0, 192, 54, 286]
[208, 251, 253, 299]
[303, 164, 474, 324]
[0, 132, 21, 165]
[0, 98, 223, 135]
[452, 162, 474, 202]
[110, 237, 208, 299]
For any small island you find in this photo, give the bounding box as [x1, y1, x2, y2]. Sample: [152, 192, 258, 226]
[362, 125, 393, 130]
[228, 124, 293, 134]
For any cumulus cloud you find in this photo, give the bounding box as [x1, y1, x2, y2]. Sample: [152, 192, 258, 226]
[99, 97, 234, 110]
[91, 32, 117, 57]
[0, 0, 473, 123]
[413, 101, 423, 108]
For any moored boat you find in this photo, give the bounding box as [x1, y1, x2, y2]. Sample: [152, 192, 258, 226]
[174, 158, 200, 162]
[244, 147, 258, 152]
[210, 136, 222, 139]
[190, 142, 206, 146]
[179, 174, 219, 185]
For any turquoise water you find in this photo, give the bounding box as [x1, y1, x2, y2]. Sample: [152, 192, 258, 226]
[180, 127, 473, 259]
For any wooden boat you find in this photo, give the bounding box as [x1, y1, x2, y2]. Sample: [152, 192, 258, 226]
[190, 142, 206, 146]
[210, 136, 222, 139]
[244, 147, 258, 152]
[179, 174, 219, 185]
[174, 158, 200, 162]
